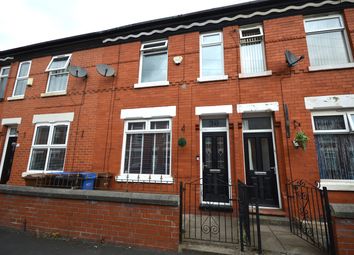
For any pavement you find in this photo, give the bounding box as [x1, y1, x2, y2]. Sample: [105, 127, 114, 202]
[0, 227, 181, 255]
[260, 223, 323, 255]
[0, 225, 324, 255]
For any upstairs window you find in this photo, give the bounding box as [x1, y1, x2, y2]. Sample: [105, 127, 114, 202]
[304, 15, 353, 67]
[139, 40, 168, 84]
[45, 55, 71, 93]
[200, 32, 225, 77]
[12, 61, 31, 97]
[0, 66, 10, 100]
[122, 119, 171, 176]
[28, 123, 69, 172]
[312, 112, 354, 180]
[239, 26, 266, 74]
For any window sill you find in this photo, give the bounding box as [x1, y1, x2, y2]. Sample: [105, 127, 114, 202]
[134, 81, 169, 89]
[309, 63, 354, 72]
[41, 91, 67, 97]
[115, 174, 174, 184]
[7, 95, 25, 101]
[320, 180, 354, 191]
[238, 70, 272, 79]
[197, 75, 229, 83]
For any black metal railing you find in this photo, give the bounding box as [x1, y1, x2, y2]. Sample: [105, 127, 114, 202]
[286, 179, 335, 255]
[179, 178, 262, 253]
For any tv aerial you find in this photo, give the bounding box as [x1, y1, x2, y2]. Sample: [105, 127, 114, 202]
[68, 65, 88, 78]
[285, 50, 304, 67]
[96, 64, 116, 77]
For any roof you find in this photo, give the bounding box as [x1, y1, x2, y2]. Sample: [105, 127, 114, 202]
[0, 0, 352, 64]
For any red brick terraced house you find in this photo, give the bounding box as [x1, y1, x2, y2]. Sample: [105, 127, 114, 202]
[0, 0, 354, 253]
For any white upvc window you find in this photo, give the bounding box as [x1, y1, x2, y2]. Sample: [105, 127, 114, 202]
[28, 122, 70, 172]
[311, 111, 350, 134]
[199, 32, 226, 80]
[137, 40, 168, 87]
[304, 14, 353, 68]
[0, 66, 10, 100]
[45, 54, 71, 93]
[348, 111, 354, 131]
[120, 119, 172, 182]
[311, 111, 354, 183]
[239, 25, 267, 74]
[12, 61, 31, 97]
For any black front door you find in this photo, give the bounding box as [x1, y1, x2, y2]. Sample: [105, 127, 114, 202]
[202, 132, 229, 203]
[244, 132, 279, 207]
[0, 136, 17, 184]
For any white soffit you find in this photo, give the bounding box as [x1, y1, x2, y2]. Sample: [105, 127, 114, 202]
[33, 112, 74, 123]
[305, 94, 354, 110]
[120, 106, 176, 119]
[195, 105, 233, 116]
[237, 102, 279, 113]
[1, 117, 22, 126]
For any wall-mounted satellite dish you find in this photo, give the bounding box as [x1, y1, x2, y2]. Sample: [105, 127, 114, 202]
[68, 65, 88, 78]
[285, 50, 304, 67]
[96, 64, 116, 77]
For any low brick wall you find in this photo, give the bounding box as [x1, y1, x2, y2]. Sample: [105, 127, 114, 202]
[331, 204, 354, 255]
[0, 185, 180, 251]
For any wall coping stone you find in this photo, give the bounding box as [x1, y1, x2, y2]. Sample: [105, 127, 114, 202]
[330, 203, 354, 219]
[0, 185, 179, 207]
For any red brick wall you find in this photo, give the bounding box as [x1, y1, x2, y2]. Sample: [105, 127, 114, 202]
[0, 9, 353, 207]
[333, 218, 354, 255]
[0, 193, 179, 251]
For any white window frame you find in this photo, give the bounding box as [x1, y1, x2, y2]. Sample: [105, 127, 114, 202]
[239, 25, 269, 76]
[12, 61, 31, 98]
[0, 66, 10, 78]
[198, 31, 228, 82]
[311, 111, 350, 134]
[117, 118, 173, 183]
[346, 111, 354, 132]
[311, 110, 354, 190]
[45, 54, 71, 72]
[304, 14, 354, 70]
[27, 122, 70, 173]
[0, 66, 10, 99]
[45, 54, 71, 94]
[135, 40, 169, 88]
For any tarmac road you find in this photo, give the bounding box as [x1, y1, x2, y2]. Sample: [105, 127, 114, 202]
[0, 227, 184, 255]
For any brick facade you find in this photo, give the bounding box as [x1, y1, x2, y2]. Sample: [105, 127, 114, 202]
[0, 1, 353, 213]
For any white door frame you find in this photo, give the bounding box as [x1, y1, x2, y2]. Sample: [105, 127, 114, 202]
[199, 117, 232, 205]
[0, 126, 18, 182]
[242, 115, 282, 209]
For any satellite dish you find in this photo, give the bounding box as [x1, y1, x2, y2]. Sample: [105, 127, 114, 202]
[285, 50, 304, 67]
[96, 64, 116, 77]
[68, 65, 88, 78]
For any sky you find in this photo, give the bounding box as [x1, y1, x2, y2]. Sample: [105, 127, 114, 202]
[0, 0, 253, 51]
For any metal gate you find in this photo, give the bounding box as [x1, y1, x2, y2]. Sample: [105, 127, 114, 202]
[286, 179, 336, 255]
[179, 178, 262, 253]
